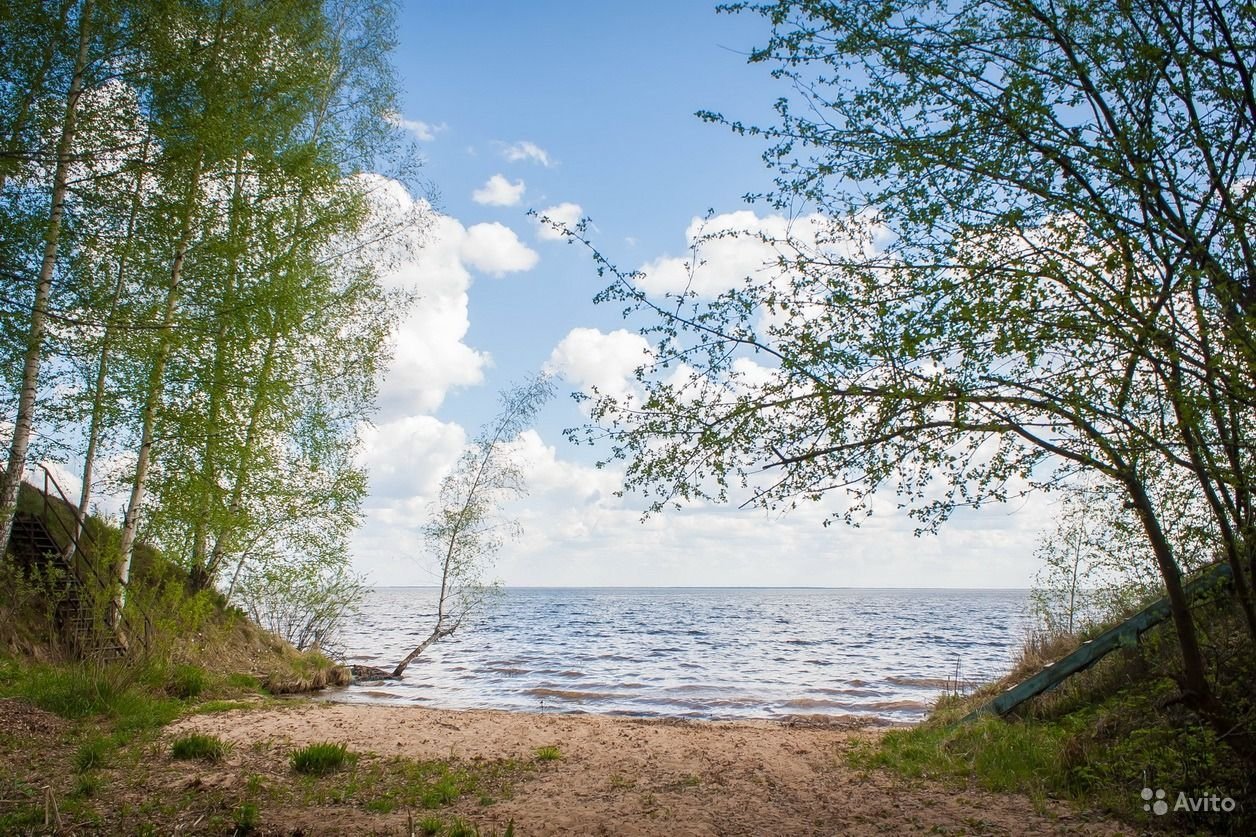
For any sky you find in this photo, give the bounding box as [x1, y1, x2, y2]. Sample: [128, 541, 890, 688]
[351, 0, 1056, 589]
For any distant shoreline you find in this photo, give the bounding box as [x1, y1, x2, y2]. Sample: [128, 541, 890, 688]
[366, 585, 1033, 591]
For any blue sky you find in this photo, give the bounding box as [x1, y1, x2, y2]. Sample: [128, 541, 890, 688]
[350, 1, 1054, 588]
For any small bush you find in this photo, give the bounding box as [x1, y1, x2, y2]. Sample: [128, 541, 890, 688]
[533, 745, 561, 762]
[290, 741, 351, 775]
[417, 816, 443, 836]
[171, 733, 228, 762]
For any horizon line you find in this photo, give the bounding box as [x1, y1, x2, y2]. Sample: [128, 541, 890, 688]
[368, 584, 1031, 591]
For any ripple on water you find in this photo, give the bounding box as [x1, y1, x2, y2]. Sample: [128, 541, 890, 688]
[335, 588, 1028, 723]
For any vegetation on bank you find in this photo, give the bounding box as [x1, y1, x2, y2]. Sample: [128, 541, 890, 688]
[0, 660, 532, 835]
[0, 0, 415, 650]
[860, 587, 1254, 833]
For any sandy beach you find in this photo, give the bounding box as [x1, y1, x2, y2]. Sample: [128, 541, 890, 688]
[161, 702, 1131, 835]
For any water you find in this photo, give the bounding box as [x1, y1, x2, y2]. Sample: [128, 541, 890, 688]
[331, 587, 1030, 723]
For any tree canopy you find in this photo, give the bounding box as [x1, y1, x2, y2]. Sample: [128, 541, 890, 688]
[573, 0, 1255, 754]
[0, 0, 420, 628]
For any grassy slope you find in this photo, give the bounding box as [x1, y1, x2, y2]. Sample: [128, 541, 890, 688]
[859, 594, 1255, 834]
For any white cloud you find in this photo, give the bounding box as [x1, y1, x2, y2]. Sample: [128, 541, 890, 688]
[472, 174, 526, 207]
[500, 140, 553, 167]
[384, 110, 446, 141]
[353, 179, 532, 418]
[636, 210, 875, 298]
[360, 416, 466, 501]
[460, 222, 539, 277]
[348, 199, 1048, 592]
[545, 327, 652, 403]
[535, 202, 582, 241]
[375, 211, 489, 418]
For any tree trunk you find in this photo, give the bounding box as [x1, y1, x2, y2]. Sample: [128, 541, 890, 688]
[201, 330, 280, 589]
[114, 154, 204, 618]
[192, 158, 245, 576]
[73, 130, 152, 560]
[391, 629, 447, 679]
[1125, 476, 1256, 765]
[0, 0, 94, 558]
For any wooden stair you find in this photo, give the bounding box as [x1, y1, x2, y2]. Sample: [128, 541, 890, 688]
[965, 562, 1234, 721]
[6, 475, 131, 660]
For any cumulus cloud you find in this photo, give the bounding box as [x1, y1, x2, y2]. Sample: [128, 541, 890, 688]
[472, 174, 525, 207]
[545, 327, 652, 403]
[635, 210, 875, 298]
[384, 110, 446, 141]
[460, 222, 539, 276]
[360, 182, 536, 419]
[375, 211, 488, 418]
[348, 198, 1048, 591]
[359, 415, 466, 501]
[535, 202, 582, 241]
[500, 140, 553, 167]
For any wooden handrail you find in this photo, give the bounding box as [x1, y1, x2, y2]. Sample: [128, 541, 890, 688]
[965, 562, 1234, 721]
[31, 463, 147, 652]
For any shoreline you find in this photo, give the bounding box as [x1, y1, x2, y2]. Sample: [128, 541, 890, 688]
[165, 700, 1131, 835]
[310, 685, 924, 728]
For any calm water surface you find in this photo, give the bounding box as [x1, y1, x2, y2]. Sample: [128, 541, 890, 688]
[330, 587, 1030, 723]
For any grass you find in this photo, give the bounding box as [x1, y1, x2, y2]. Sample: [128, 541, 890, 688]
[232, 801, 260, 833]
[861, 597, 1256, 833]
[533, 745, 562, 762]
[165, 664, 208, 699]
[417, 815, 444, 836]
[170, 732, 228, 762]
[290, 741, 352, 775]
[293, 754, 530, 817]
[75, 736, 112, 772]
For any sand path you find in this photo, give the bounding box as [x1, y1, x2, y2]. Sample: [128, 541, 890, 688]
[166, 702, 1131, 835]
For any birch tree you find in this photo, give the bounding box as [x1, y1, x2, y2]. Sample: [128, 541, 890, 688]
[393, 375, 554, 678]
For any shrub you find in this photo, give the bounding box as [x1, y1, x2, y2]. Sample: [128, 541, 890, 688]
[533, 745, 561, 762]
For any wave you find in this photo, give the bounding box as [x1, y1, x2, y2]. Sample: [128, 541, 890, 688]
[783, 697, 852, 710]
[885, 676, 952, 689]
[524, 688, 616, 702]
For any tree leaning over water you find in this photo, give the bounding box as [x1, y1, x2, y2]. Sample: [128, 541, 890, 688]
[393, 375, 554, 679]
[572, 0, 1255, 758]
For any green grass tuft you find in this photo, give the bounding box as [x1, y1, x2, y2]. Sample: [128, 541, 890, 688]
[290, 741, 352, 775]
[165, 664, 208, 699]
[170, 732, 228, 762]
[533, 745, 562, 762]
[232, 802, 259, 833]
[445, 817, 478, 837]
[417, 815, 444, 836]
[75, 736, 111, 772]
